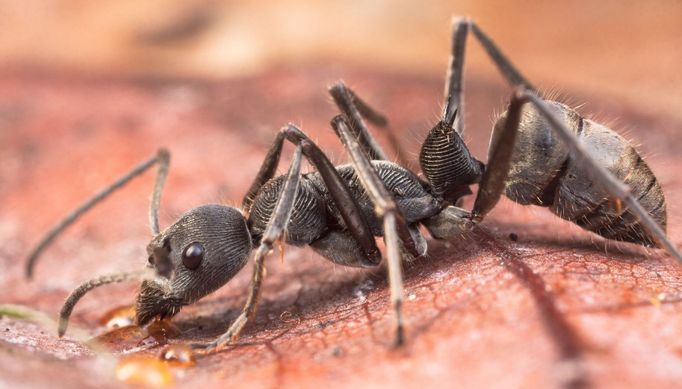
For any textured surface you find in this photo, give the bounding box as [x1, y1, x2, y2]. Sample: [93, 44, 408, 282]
[1, 67, 682, 389]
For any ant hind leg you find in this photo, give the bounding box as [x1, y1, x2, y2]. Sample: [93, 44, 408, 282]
[470, 93, 525, 221]
[467, 19, 682, 263]
[521, 92, 682, 263]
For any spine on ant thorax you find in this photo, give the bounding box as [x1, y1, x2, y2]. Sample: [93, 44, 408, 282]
[419, 121, 483, 204]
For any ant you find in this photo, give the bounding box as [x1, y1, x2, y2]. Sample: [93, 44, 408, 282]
[25, 17, 682, 353]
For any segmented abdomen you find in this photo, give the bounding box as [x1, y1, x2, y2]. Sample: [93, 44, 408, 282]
[499, 100, 666, 247]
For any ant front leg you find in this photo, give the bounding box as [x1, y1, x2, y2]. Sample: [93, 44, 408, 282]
[241, 131, 286, 215]
[194, 145, 304, 353]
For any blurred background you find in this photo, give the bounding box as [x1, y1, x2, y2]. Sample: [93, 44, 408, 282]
[1, 0, 681, 113]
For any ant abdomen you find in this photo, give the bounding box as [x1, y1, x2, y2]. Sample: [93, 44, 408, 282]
[494, 100, 666, 246]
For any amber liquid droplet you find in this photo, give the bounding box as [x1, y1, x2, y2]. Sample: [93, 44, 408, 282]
[159, 344, 196, 368]
[90, 325, 145, 349]
[116, 355, 174, 387]
[146, 319, 181, 345]
[99, 305, 136, 329]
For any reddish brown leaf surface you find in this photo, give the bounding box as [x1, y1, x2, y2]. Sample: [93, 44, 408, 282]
[1, 68, 682, 388]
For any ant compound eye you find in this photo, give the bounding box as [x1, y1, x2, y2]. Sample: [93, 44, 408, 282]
[182, 242, 204, 270]
[148, 255, 154, 265]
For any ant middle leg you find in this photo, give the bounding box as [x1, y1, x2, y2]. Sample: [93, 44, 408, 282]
[329, 81, 410, 167]
[283, 124, 383, 265]
[202, 124, 393, 351]
[331, 115, 428, 346]
[330, 116, 424, 260]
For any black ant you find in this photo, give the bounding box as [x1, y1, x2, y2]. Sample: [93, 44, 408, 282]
[25, 17, 682, 352]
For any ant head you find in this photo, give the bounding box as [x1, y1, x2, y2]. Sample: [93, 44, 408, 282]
[136, 204, 252, 326]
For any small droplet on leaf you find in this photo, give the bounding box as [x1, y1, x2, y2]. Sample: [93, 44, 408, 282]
[159, 344, 195, 368]
[90, 325, 145, 349]
[146, 319, 181, 345]
[649, 292, 667, 307]
[115, 355, 174, 387]
[99, 305, 136, 329]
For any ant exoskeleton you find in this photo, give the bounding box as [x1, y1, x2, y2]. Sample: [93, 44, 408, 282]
[25, 17, 682, 352]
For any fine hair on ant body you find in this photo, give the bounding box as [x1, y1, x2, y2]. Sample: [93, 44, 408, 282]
[25, 17, 682, 353]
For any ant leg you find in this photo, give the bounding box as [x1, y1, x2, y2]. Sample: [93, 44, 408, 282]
[442, 17, 469, 133]
[331, 115, 425, 346]
[520, 91, 682, 263]
[58, 269, 151, 337]
[199, 145, 304, 352]
[329, 81, 388, 161]
[283, 124, 382, 265]
[329, 82, 410, 166]
[418, 19, 489, 203]
[468, 20, 537, 92]
[471, 94, 525, 221]
[330, 116, 422, 259]
[25, 149, 170, 279]
[241, 132, 286, 214]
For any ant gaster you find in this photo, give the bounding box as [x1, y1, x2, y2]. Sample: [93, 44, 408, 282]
[25, 17, 682, 352]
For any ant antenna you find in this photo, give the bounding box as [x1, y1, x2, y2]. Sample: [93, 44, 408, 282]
[149, 150, 170, 234]
[58, 269, 152, 337]
[25, 149, 170, 279]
